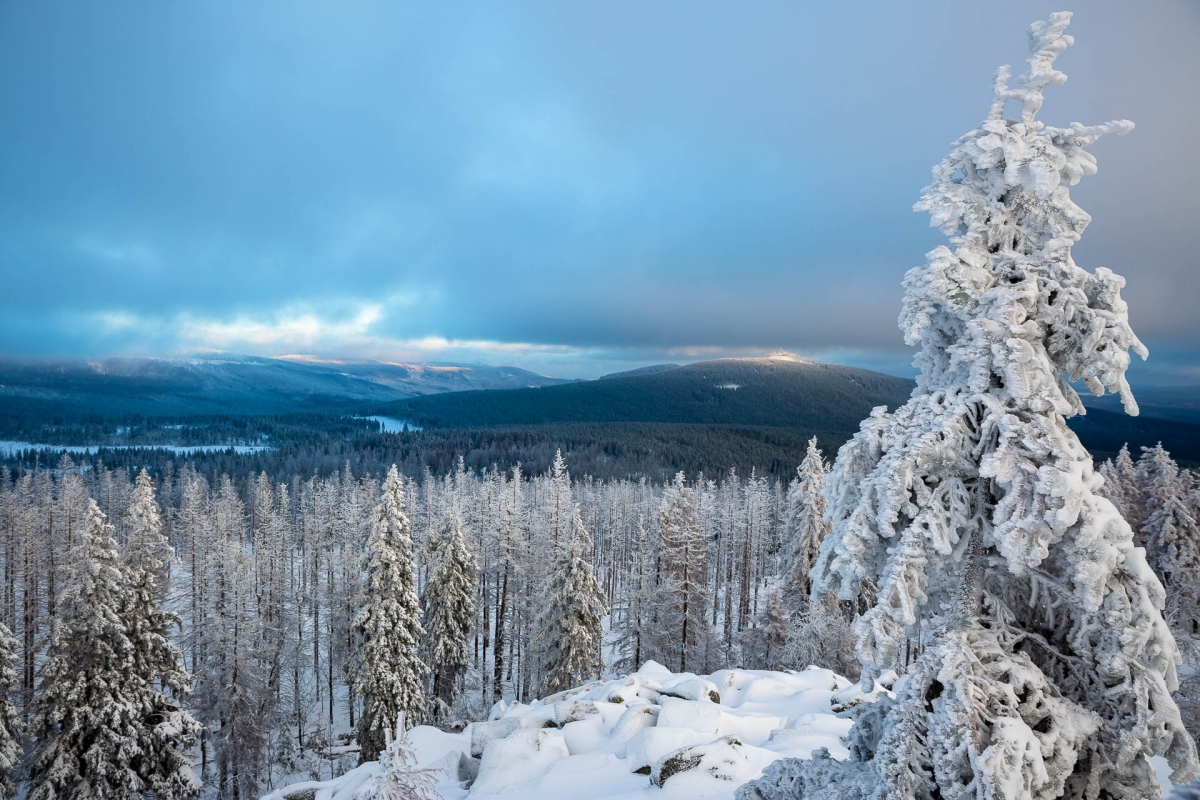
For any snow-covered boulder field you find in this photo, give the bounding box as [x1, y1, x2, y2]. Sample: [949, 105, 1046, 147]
[261, 661, 892, 799]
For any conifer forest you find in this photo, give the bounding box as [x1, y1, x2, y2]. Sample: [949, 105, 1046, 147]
[1, 5, 1198, 800]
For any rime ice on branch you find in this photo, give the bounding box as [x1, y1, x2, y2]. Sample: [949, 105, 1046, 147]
[746, 12, 1198, 800]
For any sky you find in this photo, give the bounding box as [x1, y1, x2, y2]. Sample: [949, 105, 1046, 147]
[0, 1, 1197, 382]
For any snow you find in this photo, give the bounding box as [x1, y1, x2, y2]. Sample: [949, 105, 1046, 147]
[765, 351, 814, 364]
[367, 416, 423, 433]
[262, 662, 883, 800]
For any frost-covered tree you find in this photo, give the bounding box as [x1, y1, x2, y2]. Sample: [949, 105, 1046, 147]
[1140, 442, 1179, 529]
[421, 513, 476, 722]
[367, 713, 441, 800]
[657, 472, 710, 673]
[354, 466, 427, 763]
[782, 438, 830, 606]
[29, 499, 145, 799]
[193, 476, 268, 798]
[0, 622, 20, 799]
[1097, 444, 1139, 527]
[614, 514, 655, 674]
[123, 469, 202, 799]
[779, 593, 858, 680]
[537, 508, 607, 696]
[744, 590, 790, 670]
[1136, 450, 1200, 640]
[746, 14, 1197, 799]
[547, 450, 573, 551]
[1144, 465, 1200, 585]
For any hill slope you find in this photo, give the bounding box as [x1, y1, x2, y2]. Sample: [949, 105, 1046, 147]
[376, 357, 1200, 466]
[0, 354, 565, 417]
[378, 357, 916, 430]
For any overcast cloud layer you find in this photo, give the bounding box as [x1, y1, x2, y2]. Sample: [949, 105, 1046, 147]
[1, 1, 1197, 381]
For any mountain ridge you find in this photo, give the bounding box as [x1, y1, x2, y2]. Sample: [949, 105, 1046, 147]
[0, 353, 568, 417]
[371, 356, 1200, 465]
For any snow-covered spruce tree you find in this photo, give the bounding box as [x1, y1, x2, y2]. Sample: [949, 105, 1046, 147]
[537, 507, 607, 696]
[194, 475, 269, 797]
[614, 514, 655, 674]
[1096, 458, 1128, 525]
[354, 465, 427, 763]
[421, 513, 476, 723]
[1138, 450, 1200, 641]
[1139, 445, 1200, 585]
[28, 499, 145, 799]
[0, 622, 20, 799]
[1096, 444, 1139, 528]
[657, 472, 711, 673]
[743, 14, 1197, 800]
[123, 468, 202, 798]
[1138, 443, 1176, 524]
[782, 437, 830, 607]
[1114, 442, 1141, 500]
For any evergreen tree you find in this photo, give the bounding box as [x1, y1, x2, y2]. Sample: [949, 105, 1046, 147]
[123, 469, 202, 798]
[782, 438, 830, 607]
[1098, 447, 1149, 532]
[1142, 450, 1200, 585]
[29, 499, 145, 799]
[354, 466, 427, 763]
[614, 514, 654, 674]
[193, 474, 267, 798]
[421, 513, 476, 721]
[1137, 451, 1200, 638]
[657, 472, 710, 673]
[0, 622, 20, 799]
[739, 590, 797, 671]
[1096, 458, 1129, 523]
[547, 450, 573, 551]
[1139, 442, 1176, 521]
[747, 14, 1197, 798]
[537, 508, 607, 696]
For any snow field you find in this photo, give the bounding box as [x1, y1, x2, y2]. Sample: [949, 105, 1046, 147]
[263, 661, 888, 800]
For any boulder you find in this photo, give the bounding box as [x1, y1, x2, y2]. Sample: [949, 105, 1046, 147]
[651, 735, 760, 788]
[659, 676, 722, 704]
[624, 727, 713, 774]
[656, 697, 722, 735]
[472, 728, 570, 795]
[609, 704, 660, 745]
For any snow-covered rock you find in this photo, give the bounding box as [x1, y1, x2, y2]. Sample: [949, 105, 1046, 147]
[650, 736, 776, 791]
[656, 697, 722, 735]
[263, 665, 884, 800]
[473, 728, 571, 795]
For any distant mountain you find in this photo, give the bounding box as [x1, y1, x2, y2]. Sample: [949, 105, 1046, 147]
[376, 357, 916, 431]
[374, 356, 1200, 465]
[1081, 385, 1200, 425]
[0, 354, 566, 417]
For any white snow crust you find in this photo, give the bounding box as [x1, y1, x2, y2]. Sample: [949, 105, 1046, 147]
[262, 661, 889, 800]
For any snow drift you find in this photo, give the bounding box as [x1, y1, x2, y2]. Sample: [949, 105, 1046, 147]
[261, 661, 890, 800]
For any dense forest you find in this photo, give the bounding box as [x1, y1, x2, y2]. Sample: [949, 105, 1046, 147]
[0, 437, 1198, 797]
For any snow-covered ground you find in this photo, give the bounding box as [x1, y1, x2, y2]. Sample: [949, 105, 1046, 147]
[365, 415, 423, 433]
[261, 661, 892, 800]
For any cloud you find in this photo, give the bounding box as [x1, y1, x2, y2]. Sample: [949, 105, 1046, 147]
[174, 305, 383, 350]
[0, 1, 1196, 381]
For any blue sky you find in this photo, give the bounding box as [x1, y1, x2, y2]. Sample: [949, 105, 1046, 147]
[1, 1, 1197, 381]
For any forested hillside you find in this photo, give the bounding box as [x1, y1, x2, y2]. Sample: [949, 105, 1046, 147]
[375, 357, 916, 429]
